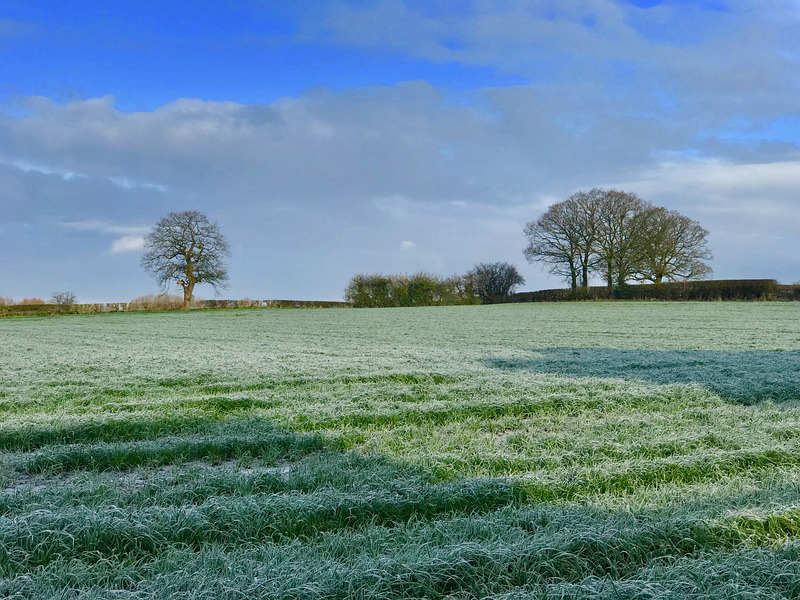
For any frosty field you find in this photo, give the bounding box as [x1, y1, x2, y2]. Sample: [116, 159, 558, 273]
[1, 302, 800, 599]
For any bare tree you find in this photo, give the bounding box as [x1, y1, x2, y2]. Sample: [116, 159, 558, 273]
[570, 189, 603, 289]
[634, 207, 713, 283]
[523, 189, 601, 292]
[469, 262, 525, 303]
[141, 211, 230, 310]
[524, 188, 714, 293]
[51, 291, 77, 305]
[523, 201, 581, 291]
[594, 190, 650, 291]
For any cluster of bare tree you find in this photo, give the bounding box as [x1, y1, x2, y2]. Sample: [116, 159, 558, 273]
[523, 188, 712, 292]
[344, 262, 525, 308]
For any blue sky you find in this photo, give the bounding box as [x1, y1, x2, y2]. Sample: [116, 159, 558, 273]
[0, 1, 529, 110]
[1, 0, 799, 302]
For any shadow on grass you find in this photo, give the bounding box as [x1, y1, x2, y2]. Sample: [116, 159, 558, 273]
[486, 348, 800, 405]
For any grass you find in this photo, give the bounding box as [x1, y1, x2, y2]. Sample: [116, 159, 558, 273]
[0, 302, 799, 598]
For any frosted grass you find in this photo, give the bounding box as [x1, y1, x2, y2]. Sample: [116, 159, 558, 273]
[1, 302, 800, 598]
[488, 347, 800, 404]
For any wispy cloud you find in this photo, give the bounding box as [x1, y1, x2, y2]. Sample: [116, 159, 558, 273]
[2, 158, 168, 193]
[109, 176, 168, 193]
[59, 220, 150, 236]
[3, 159, 86, 181]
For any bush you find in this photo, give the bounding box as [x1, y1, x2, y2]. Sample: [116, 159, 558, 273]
[779, 284, 800, 301]
[128, 294, 186, 311]
[468, 262, 525, 304]
[19, 297, 46, 305]
[236, 298, 261, 309]
[344, 273, 473, 308]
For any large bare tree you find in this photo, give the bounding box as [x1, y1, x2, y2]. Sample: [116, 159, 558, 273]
[141, 210, 230, 310]
[524, 188, 713, 293]
[634, 207, 713, 283]
[523, 189, 601, 293]
[594, 190, 650, 291]
[570, 188, 603, 289]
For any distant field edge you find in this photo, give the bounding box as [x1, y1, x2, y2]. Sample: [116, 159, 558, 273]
[511, 279, 800, 302]
[0, 299, 354, 318]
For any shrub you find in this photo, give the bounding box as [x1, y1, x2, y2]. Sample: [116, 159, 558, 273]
[19, 297, 46, 305]
[236, 298, 261, 309]
[779, 284, 800, 301]
[128, 294, 186, 311]
[344, 273, 471, 308]
[468, 262, 525, 304]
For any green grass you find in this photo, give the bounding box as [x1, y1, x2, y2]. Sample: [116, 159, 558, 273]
[1, 302, 799, 598]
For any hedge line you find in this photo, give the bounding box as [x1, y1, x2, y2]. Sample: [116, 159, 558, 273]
[511, 280, 799, 302]
[0, 303, 128, 317]
[202, 299, 352, 309]
[0, 299, 352, 317]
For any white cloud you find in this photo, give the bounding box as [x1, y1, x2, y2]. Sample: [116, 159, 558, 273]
[2, 86, 798, 294]
[110, 235, 146, 254]
[400, 240, 416, 249]
[58, 221, 150, 256]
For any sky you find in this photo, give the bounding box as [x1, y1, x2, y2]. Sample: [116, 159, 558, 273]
[1, 0, 799, 303]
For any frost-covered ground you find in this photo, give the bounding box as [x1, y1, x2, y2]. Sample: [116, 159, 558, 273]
[1, 302, 799, 599]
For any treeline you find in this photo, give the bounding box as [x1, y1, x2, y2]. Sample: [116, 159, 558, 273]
[524, 188, 712, 292]
[344, 262, 525, 308]
[511, 280, 800, 302]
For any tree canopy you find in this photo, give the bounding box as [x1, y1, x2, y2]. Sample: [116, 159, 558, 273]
[141, 210, 230, 310]
[635, 207, 713, 284]
[524, 189, 712, 292]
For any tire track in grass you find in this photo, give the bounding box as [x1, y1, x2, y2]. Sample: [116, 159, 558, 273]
[518, 448, 800, 502]
[0, 399, 280, 450]
[14, 427, 336, 475]
[0, 454, 432, 514]
[0, 477, 523, 574]
[4, 504, 800, 599]
[287, 387, 697, 431]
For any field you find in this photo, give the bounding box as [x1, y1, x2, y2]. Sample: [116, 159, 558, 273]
[1, 302, 800, 599]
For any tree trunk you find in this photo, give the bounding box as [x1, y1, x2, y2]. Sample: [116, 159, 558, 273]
[183, 284, 193, 310]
